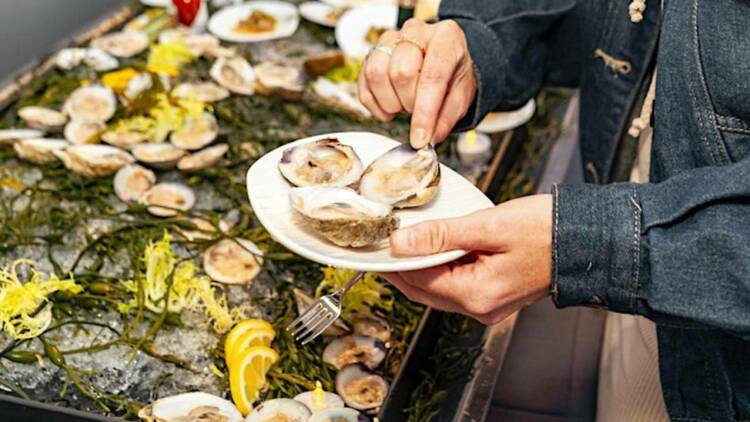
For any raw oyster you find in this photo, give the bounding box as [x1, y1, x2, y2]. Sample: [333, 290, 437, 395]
[63, 85, 117, 123]
[55, 48, 118, 71]
[353, 315, 391, 344]
[176, 216, 230, 241]
[0, 129, 44, 147]
[172, 82, 230, 103]
[114, 164, 156, 204]
[254, 62, 305, 100]
[102, 129, 148, 149]
[312, 77, 371, 119]
[177, 144, 229, 172]
[170, 112, 219, 150]
[132, 143, 187, 169]
[322, 334, 386, 370]
[289, 186, 399, 248]
[17, 106, 68, 131]
[158, 29, 222, 57]
[210, 56, 256, 95]
[63, 120, 105, 144]
[90, 31, 149, 58]
[293, 288, 350, 337]
[140, 182, 196, 217]
[203, 238, 263, 285]
[279, 138, 363, 187]
[245, 399, 311, 422]
[309, 408, 367, 422]
[53, 144, 134, 177]
[336, 364, 389, 410]
[13, 138, 68, 164]
[359, 143, 440, 208]
[294, 389, 345, 411]
[138, 391, 243, 422]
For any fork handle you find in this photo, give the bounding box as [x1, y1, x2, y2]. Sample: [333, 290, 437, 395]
[332, 271, 365, 301]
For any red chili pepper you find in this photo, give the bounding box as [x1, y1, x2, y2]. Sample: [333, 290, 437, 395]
[173, 0, 202, 26]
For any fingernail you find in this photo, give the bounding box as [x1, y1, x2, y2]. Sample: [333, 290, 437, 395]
[390, 229, 413, 253]
[410, 128, 429, 149]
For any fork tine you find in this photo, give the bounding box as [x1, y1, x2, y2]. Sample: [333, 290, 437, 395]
[287, 302, 323, 332]
[292, 309, 328, 339]
[300, 312, 335, 345]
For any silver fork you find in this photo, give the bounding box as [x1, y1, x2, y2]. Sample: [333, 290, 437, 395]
[287, 271, 365, 345]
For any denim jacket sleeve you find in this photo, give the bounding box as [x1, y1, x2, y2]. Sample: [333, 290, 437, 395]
[438, 0, 580, 131]
[552, 158, 750, 340]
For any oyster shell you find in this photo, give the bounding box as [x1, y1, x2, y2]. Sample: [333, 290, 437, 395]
[170, 112, 219, 150]
[53, 144, 135, 177]
[13, 138, 68, 164]
[353, 315, 391, 344]
[141, 182, 196, 217]
[210, 56, 256, 95]
[293, 389, 345, 412]
[102, 129, 148, 150]
[63, 85, 117, 123]
[312, 77, 371, 119]
[176, 216, 230, 241]
[172, 82, 230, 103]
[279, 138, 363, 187]
[203, 238, 263, 285]
[17, 106, 68, 131]
[245, 399, 311, 422]
[176, 144, 229, 172]
[359, 144, 440, 208]
[55, 48, 118, 71]
[132, 143, 187, 169]
[254, 62, 305, 100]
[309, 408, 367, 422]
[293, 288, 350, 337]
[138, 392, 243, 422]
[90, 31, 149, 58]
[289, 186, 399, 248]
[335, 364, 389, 410]
[64, 120, 106, 144]
[158, 29, 222, 57]
[0, 129, 45, 147]
[114, 164, 156, 204]
[322, 334, 386, 370]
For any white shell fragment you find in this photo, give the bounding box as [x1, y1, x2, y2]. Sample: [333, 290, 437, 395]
[54, 144, 135, 177]
[170, 112, 219, 150]
[114, 164, 156, 204]
[172, 82, 230, 103]
[18, 106, 68, 131]
[203, 238, 263, 285]
[177, 144, 229, 172]
[335, 364, 389, 411]
[322, 334, 387, 370]
[293, 390, 345, 411]
[138, 392, 244, 422]
[245, 399, 311, 422]
[55, 48, 119, 71]
[63, 85, 117, 123]
[210, 56, 256, 95]
[289, 186, 398, 248]
[254, 62, 305, 100]
[64, 120, 106, 144]
[309, 408, 366, 422]
[13, 138, 68, 164]
[0, 129, 45, 146]
[279, 138, 363, 187]
[90, 31, 149, 58]
[312, 77, 371, 119]
[359, 143, 441, 208]
[132, 143, 187, 169]
[140, 182, 196, 217]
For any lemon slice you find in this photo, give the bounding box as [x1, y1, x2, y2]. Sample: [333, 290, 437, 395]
[225, 319, 273, 356]
[226, 327, 275, 368]
[230, 345, 279, 416]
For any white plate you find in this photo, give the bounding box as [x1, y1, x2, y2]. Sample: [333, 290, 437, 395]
[299, 2, 338, 28]
[335, 4, 397, 59]
[141, 0, 171, 7]
[476, 99, 537, 134]
[246, 132, 494, 273]
[208, 1, 300, 43]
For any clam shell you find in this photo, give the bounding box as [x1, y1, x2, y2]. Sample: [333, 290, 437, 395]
[54, 144, 135, 177]
[245, 399, 311, 422]
[140, 182, 196, 217]
[138, 392, 243, 422]
[335, 364, 389, 410]
[293, 390, 345, 411]
[114, 164, 156, 204]
[90, 31, 149, 58]
[353, 314, 391, 344]
[311, 77, 371, 119]
[176, 144, 229, 172]
[55, 48, 118, 71]
[18, 106, 68, 131]
[172, 82, 230, 103]
[210, 56, 256, 95]
[322, 334, 387, 370]
[0, 129, 45, 147]
[132, 143, 187, 169]
[13, 138, 68, 164]
[254, 62, 305, 100]
[64, 120, 105, 144]
[170, 112, 219, 150]
[102, 129, 148, 150]
[159, 29, 222, 57]
[203, 238, 263, 285]
[279, 138, 363, 188]
[63, 85, 117, 123]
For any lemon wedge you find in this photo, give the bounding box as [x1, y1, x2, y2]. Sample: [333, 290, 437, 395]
[229, 345, 279, 416]
[226, 327, 275, 368]
[225, 319, 273, 357]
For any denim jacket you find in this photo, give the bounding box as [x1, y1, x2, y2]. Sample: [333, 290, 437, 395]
[440, 0, 750, 420]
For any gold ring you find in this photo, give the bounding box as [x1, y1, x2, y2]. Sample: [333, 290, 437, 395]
[369, 45, 393, 56]
[397, 35, 425, 53]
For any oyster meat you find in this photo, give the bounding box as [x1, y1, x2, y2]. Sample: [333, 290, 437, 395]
[170, 112, 219, 150]
[359, 143, 440, 208]
[55, 48, 118, 71]
[13, 138, 68, 164]
[289, 186, 399, 248]
[64, 120, 106, 145]
[64, 85, 117, 123]
[90, 31, 149, 58]
[54, 144, 135, 177]
[322, 334, 387, 370]
[203, 238, 263, 285]
[210, 56, 256, 95]
[177, 144, 229, 172]
[17, 106, 68, 131]
[172, 82, 230, 103]
[279, 138, 363, 188]
[140, 182, 196, 217]
[132, 143, 187, 169]
[0, 129, 44, 147]
[309, 408, 367, 422]
[114, 164, 156, 204]
[245, 399, 311, 422]
[254, 62, 305, 100]
[138, 392, 243, 422]
[312, 77, 371, 119]
[335, 364, 389, 410]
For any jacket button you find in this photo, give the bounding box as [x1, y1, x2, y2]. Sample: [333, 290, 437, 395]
[590, 295, 603, 305]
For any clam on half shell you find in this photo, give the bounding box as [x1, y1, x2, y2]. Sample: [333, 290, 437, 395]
[132, 143, 187, 169]
[335, 364, 389, 411]
[53, 144, 134, 177]
[64, 120, 106, 145]
[63, 85, 117, 124]
[140, 182, 196, 217]
[138, 392, 243, 422]
[311, 77, 371, 119]
[90, 31, 149, 58]
[113, 164, 156, 204]
[172, 82, 230, 103]
[13, 138, 69, 164]
[210, 56, 256, 96]
[55, 48, 119, 71]
[245, 399, 311, 422]
[176, 144, 229, 172]
[322, 334, 387, 370]
[203, 238, 263, 285]
[279, 138, 363, 188]
[17, 106, 68, 131]
[170, 112, 219, 150]
[254, 62, 305, 100]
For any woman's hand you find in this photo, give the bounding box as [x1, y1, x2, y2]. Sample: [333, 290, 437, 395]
[382, 195, 553, 325]
[358, 18, 477, 148]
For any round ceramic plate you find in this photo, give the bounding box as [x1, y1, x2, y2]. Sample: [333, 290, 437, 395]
[208, 1, 300, 43]
[335, 4, 397, 59]
[299, 2, 338, 28]
[476, 99, 537, 134]
[246, 132, 495, 273]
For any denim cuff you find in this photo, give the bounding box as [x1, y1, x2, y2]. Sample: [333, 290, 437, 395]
[551, 183, 650, 313]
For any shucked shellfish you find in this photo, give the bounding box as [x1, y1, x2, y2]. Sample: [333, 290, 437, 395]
[279, 138, 363, 188]
[63, 85, 117, 123]
[90, 31, 149, 58]
[114, 164, 156, 204]
[203, 238, 263, 285]
[140, 182, 196, 217]
[138, 391, 243, 422]
[210, 56, 256, 95]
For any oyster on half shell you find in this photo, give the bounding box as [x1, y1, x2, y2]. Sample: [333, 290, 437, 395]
[170, 112, 219, 150]
[289, 186, 398, 248]
[64, 120, 106, 145]
[54, 144, 134, 177]
[138, 392, 243, 422]
[335, 364, 389, 411]
[63, 85, 117, 123]
[140, 182, 196, 217]
[18, 107, 68, 131]
[254, 62, 305, 100]
[90, 31, 149, 58]
[176, 143, 228, 172]
[359, 143, 441, 208]
[279, 138, 363, 187]
[210, 56, 256, 95]
[13, 138, 68, 164]
[172, 82, 230, 103]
